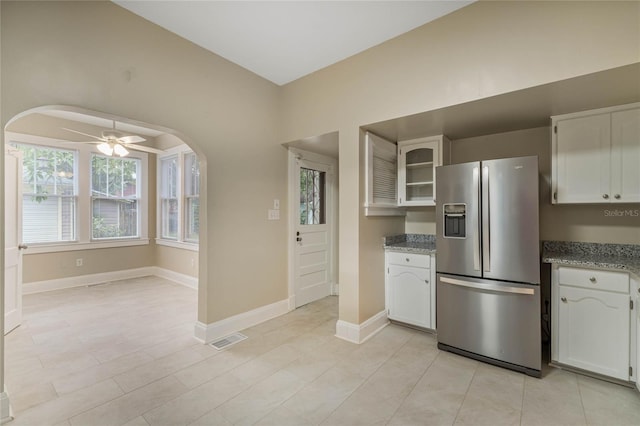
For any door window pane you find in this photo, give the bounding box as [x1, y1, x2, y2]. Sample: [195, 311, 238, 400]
[299, 168, 325, 225]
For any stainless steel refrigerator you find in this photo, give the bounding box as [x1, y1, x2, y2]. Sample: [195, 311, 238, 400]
[435, 156, 541, 377]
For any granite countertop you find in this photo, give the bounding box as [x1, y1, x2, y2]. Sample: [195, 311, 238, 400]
[542, 241, 640, 277]
[383, 234, 436, 255]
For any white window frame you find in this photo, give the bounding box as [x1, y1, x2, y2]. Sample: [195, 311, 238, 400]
[156, 145, 199, 251]
[7, 132, 149, 254]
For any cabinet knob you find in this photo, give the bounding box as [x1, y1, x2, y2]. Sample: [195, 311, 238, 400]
[561, 297, 567, 303]
[424, 280, 429, 284]
[614, 194, 621, 199]
[589, 277, 596, 283]
[405, 258, 410, 262]
[602, 194, 609, 199]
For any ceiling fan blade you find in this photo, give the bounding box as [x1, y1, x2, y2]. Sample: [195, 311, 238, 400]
[126, 144, 165, 155]
[62, 128, 106, 142]
[118, 135, 146, 144]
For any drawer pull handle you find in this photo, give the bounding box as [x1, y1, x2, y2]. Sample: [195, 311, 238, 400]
[589, 277, 596, 283]
[561, 297, 567, 303]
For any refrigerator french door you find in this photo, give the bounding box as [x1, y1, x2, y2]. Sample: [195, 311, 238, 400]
[435, 156, 541, 377]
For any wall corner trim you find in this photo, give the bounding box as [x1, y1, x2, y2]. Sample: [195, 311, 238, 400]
[335, 310, 389, 344]
[0, 388, 13, 424]
[152, 267, 198, 290]
[193, 298, 290, 344]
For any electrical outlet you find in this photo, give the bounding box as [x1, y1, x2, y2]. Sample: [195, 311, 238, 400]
[76, 258, 83, 267]
[268, 209, 280, 220]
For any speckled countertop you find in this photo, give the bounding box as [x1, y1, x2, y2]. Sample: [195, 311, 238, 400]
[383, 234, 436, 255]
[542, 241, 640, 277]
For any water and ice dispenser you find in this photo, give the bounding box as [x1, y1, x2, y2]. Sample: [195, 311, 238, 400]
[443, 204, 466, 238]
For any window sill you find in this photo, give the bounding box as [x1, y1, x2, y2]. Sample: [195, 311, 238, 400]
[155, 239, 199, 252]
[24, 239, 150, 255]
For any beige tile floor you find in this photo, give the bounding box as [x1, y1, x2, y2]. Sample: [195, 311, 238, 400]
[5, 276, 640, 425]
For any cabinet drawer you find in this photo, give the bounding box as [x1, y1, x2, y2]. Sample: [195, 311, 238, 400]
[386, 252, 430, 268]
[558, 266, 629, 294]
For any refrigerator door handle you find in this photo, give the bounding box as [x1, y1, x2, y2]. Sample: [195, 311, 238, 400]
[440, 276, 535, 295]
[482, 165, 491, 272]
[472, 166, 480, 271]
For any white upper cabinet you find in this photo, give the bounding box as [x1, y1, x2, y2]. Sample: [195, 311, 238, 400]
[552, 103, 640, 204]
[611, 108, 640, 203]
[398, 135, 450, 207]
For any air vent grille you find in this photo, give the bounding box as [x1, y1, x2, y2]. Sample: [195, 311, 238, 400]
[209, 333, 247, 350]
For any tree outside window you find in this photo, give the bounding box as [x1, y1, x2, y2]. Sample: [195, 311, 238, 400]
[91, 155, 140, 239]
[16, 144, 77, 244]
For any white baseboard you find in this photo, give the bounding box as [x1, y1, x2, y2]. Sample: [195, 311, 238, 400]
[335, 310, 389, 344]
[152, 267, 198, 290]
[194, 298, 291, 344]
[0, 388, 12, 424]
[331, 282, 339, 296]
[23, 267, 157, 294]
[23, 266, 198, 294]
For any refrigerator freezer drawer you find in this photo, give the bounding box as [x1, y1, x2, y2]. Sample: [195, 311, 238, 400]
[436, 274, 541, 374]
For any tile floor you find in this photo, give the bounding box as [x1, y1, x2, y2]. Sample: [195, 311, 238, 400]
[5, 276, 640, 425]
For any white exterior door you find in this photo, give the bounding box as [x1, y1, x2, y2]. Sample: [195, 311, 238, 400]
[294, 158, 333, 308]
[5, 147, 23, 335]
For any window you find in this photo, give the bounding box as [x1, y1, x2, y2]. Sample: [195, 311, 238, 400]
[10, 134, 148, 253]
[17, 144, 77, 244]
[91, 155, 141, 239]
[184, 152, 200, 242]
[299, 167, 325, 225]
[159, 156, 179, 239]
[157, 147, 199, 247]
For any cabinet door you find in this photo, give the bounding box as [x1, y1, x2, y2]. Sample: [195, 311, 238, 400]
[558, 285, 630, 380]
[388, 264, 431, 329]
[611, 108, 640, 203]
[398, 141, 439, 206]
[556, 114, 611, 203]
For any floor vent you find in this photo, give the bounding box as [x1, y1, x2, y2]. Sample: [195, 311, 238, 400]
[209, 333, 247, 350]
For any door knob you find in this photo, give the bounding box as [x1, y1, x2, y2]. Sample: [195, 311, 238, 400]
[561, 297, 567, 303]
[296, 237, 302, 242]
[18, 244, 28, 250]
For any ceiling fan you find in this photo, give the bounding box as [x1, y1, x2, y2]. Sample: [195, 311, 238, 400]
[62, 121, 165, 157]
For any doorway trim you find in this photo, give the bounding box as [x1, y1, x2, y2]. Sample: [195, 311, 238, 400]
[287, 147, 338, 308]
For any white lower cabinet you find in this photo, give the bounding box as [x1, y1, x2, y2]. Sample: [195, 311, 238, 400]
[385, 251, 435, 330]
[552, 265, 634, 382]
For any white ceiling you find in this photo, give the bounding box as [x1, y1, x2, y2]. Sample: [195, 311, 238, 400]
[113, 1, 473, 86]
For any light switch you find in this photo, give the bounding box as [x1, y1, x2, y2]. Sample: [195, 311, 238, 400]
[273, 199, 280, 210]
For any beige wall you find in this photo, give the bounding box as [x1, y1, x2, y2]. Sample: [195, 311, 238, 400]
[156, 245, 198, 278]
[1, 1, 286, 325]
[451, 127, 640, 245]
[280, 1, 640, 325]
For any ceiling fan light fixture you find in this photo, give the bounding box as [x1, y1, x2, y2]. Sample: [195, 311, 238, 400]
[97, 142, 114, 156]
[113, 143, 129, 157]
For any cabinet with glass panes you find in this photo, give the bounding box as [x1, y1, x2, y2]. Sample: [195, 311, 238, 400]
[397, 135, 450, 206]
